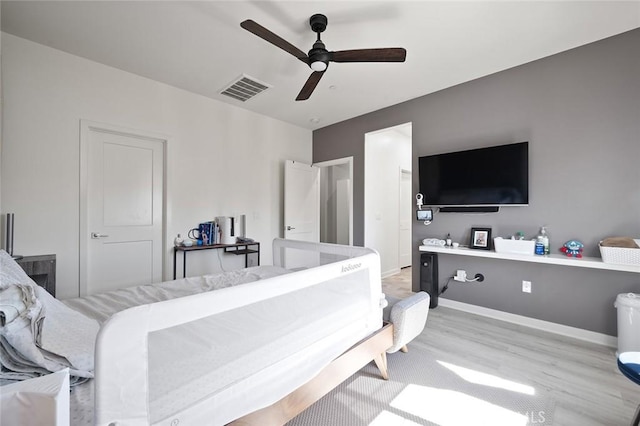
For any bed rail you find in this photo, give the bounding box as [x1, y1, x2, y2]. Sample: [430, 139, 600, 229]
[94, 239, 382, 425]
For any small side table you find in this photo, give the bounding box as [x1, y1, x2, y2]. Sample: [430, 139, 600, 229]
[16, 254, 57, 297]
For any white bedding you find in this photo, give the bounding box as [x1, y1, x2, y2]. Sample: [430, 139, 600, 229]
[2, 239, 384, 426]
[63, 265, 289, 324]
[0, 250, 98, 385]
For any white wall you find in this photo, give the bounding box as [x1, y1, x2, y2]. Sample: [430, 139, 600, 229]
[1, 34, 312, 299]
[364, 124, 411, 277]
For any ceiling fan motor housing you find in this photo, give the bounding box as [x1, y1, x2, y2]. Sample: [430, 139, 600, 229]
[309, 41, 330, 65]
[309, 14, 328, 33]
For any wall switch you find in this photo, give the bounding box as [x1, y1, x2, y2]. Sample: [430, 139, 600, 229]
[522, 280, 532, 293]
[454, 270, 467, 282]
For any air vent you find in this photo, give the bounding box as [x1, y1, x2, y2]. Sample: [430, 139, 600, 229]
[220, 74, 271, 102]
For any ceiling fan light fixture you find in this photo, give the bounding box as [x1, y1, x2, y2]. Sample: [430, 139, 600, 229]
[310, 61, 328, 72]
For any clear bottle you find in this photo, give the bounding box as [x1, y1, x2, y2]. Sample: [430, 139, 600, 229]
[541, 226, 550, 255]
[446, 233, 452, 247]
[174, 234, 183, 247]
[536, 226, 550, 255]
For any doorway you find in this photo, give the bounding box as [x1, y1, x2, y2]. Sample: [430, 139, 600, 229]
[399, 168, 412, 268]
[364, 123, 412, 277]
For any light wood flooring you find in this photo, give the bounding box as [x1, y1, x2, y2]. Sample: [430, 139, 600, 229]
[382, 267, 640, 425]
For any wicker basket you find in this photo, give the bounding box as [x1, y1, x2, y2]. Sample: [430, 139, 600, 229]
[599, 239, 640, 265]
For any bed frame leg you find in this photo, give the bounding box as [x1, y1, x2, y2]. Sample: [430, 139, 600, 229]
[374, 352, 389, 380]
[400, 345, 408, 353]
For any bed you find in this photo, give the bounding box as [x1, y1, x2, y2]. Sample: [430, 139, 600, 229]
[1, 238, 393, 425]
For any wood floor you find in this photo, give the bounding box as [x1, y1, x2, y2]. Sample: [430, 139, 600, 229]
[382, 267, 640, 425]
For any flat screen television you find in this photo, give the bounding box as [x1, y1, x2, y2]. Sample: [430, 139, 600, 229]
[418, 141, 528, 207]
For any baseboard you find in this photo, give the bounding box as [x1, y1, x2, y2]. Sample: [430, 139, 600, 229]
[438, 298, 617, 348]
[381, 268, 401, 279]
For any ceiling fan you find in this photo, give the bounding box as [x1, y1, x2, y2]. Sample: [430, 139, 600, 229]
[240, 14, 407, 101]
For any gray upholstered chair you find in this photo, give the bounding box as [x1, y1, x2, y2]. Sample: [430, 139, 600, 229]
[383, 291, 431, 353]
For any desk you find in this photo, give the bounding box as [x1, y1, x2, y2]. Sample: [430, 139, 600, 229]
[173, 242, 260, 279]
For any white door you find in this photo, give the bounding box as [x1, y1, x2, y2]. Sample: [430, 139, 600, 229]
[284, 160, 320, 269]
[399, 169, 412, 268]
[315, 157, 354, 246]
[80, 122, 165, 296]
[284, 160, 320, 241]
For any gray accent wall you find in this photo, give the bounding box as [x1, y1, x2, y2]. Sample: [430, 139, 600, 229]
[313, 29, 640, 336]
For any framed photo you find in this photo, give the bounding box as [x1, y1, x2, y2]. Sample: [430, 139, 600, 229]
[470, 227, 492, 250]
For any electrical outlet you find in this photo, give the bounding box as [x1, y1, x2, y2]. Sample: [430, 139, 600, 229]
[522, 280, 532, 293]
[454, 270, 467, 282]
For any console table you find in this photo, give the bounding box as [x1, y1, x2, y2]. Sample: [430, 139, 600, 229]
[16, 254, 57, 296]
[173, 242, 260, 279]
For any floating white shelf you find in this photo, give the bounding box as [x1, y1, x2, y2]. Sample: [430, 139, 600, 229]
[419, 245, 640, 274]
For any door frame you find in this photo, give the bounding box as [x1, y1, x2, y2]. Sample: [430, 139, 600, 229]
[79, 120, 169, 296]
[314, 156, 354, 246]
[398, 168, 412, 268]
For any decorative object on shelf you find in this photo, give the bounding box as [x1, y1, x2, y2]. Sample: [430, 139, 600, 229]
[493, 237, 535, 255]
[599, 237, 640, 266]
[470, 227, 492, 250]
[174, 234, 184, 247]
[422, 238, 445, 247]
[445, 233, 452, 247]
[560, 240, 584, 258]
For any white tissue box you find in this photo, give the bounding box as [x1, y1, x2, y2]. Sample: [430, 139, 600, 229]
[0, 369, 70, 426]
[493, 237, 536, 255]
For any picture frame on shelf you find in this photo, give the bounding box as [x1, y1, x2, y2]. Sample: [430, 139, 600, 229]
[470, 227, 492, 250]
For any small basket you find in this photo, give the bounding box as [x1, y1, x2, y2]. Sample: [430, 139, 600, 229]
[599, 239, 640, 265]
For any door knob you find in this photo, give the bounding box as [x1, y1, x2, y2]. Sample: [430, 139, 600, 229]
[286, 226, 296, 231]
[91, 232, 110, 239]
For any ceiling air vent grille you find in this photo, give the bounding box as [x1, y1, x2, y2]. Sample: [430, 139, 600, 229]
[220, 75, 271, 102]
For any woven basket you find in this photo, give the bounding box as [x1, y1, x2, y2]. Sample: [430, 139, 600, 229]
[599, 239, 640, 265]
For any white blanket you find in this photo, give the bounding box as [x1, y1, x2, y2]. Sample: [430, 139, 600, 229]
[0, 250, 98, 385]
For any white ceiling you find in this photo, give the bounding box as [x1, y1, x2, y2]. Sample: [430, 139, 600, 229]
[2, 1, 639, 130]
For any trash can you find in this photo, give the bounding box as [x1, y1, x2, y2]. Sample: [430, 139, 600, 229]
[615, 293, 640, 354]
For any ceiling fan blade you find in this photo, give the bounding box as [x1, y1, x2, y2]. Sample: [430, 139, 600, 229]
[296, 71, 325, 101]
[240, 19, 308, 64]
[330, 48, 406, 63]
